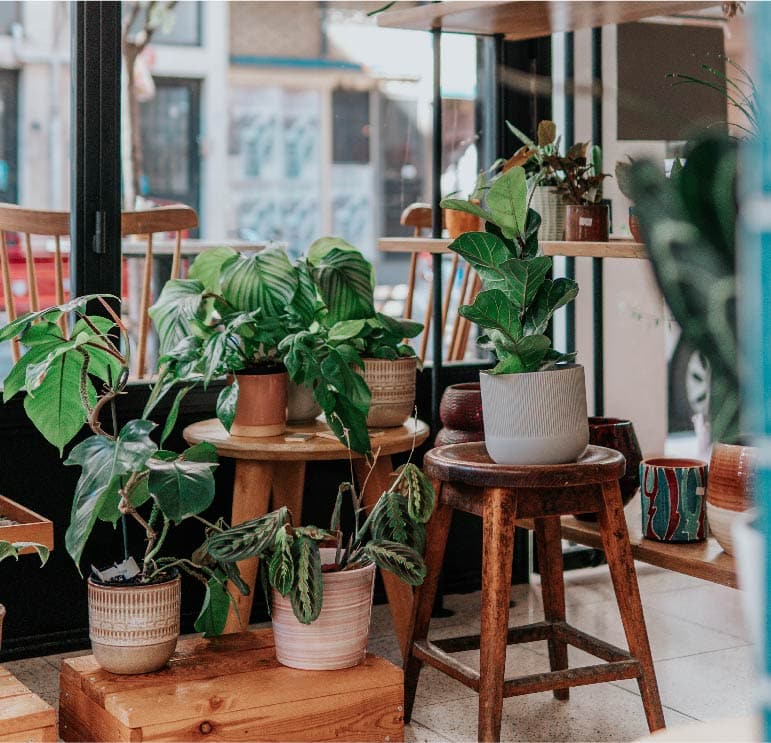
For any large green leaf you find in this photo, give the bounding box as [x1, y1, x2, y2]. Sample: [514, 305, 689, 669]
[194, 573, 231, 637]
[97, 476, 150, 523]
[490, 335, 551, 375]
[439, 198, 493, 224]
[523, 278, 579, 335]
[289, 535, 323, 624]
[219, 247, 297, 315]
[148, 279, 205, 357]
[146, 449, 217, 523]
[370, 491, 425, 553]
[363, 540, 426, 586]
[447, 232, 511, 293]
[458, 290, 521, 347]
[207, 508, 288, 562]
[486, 166, 528, 240]
[500, 256, 552, 310]
[311, 248, 375, 324]
[289, 259, 319, 327]
[0, 541, 49, 566]
[188, 246, 238, 292]
[268, 527, 294, 597]
[392, 463, 435, 524]
[307, 236, 359, 266]
[71, 316, 123, 385]
[64, 420, 157, 569]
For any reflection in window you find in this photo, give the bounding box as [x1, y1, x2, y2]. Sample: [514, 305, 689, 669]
[125, 1, 201, 47]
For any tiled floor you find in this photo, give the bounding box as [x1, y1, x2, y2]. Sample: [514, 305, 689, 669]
[5, 562, 754, 742]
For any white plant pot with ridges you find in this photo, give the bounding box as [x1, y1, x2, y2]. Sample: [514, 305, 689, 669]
[530, 186, 566, 241]
[480, 364, 589, 465]
[271, 549, 376, 670]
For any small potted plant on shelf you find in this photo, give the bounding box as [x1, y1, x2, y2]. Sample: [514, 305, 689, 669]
[0, 297, 251, 674]
[443, 165, 586, 464]
[204, 458, 435, 670]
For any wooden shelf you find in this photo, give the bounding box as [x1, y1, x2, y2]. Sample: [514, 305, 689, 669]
[377, 1, 719, 39]
[0, 495, 54, 553]
[542, 239, 648, 259]
[378, 237, 451, 254]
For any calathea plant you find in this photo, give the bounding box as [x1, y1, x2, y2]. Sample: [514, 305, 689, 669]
[204, 461, 435, 624]
[441, 166, 579, 373]
[0, 296, 248, 634]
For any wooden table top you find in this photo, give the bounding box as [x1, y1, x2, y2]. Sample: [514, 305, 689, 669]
[183, 417, 430, 461]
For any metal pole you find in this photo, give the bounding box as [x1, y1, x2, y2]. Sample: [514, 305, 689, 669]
[591, 28, 604, 416]
[564, 31, 576, 355]
[431, 27, 443, 433]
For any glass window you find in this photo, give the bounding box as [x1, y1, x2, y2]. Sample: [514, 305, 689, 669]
[0, 2, 19, 35]
[125, 1, 201, 47]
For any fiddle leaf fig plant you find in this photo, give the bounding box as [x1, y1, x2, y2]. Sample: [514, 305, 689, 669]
[444, 166, 579, 374]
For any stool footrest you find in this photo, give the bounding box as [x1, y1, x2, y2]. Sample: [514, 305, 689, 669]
[413, 640, 480, 691]
[554, 622, 633, 663]
[502, 660, 641, 698]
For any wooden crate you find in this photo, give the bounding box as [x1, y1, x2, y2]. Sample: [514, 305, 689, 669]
[60, 630, 404, 742]
[0, 496, 54, 553]
[0, 666, 56, 742]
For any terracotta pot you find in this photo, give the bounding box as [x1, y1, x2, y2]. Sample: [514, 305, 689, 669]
[564, 203, 610, 242]
[231, 367, 288, 438]
[363, 357, 417, 428]
[530, 186, 566, 241]
[706, 443, 755, 555]
[272, 549, 376, 670]
[88, 574, 181, 675]
[287, 381, 321, 423]
[575, 417, 643, 522]
[479, 364, 589, 465]
[445, 208, 483, 239]
[628, 206, 643, 243]
[436, 382, 484, 446]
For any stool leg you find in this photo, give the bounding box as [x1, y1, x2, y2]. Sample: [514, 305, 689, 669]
[404, 494, 453, 723]
[534, 516, 569, 701]
[479, 489, 517, 743]
[597, 481, 666, 733]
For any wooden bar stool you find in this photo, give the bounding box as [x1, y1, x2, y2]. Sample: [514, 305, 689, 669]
[404, 443, 665, 742]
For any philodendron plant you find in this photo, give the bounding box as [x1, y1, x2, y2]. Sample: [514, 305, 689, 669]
[204, 461, 435, 624]
[441, 166, 579, 374]
[0, 296, 249, 635]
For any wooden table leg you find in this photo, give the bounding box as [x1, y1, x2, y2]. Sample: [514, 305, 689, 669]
[598, 480, 666, 733]
[223, 459, 275, 634]
[271, 461, 306, 524]
[353, 455, 414, 659]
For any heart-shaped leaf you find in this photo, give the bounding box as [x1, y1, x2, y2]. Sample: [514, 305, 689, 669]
[219, 247, 297, 316]
[149, 279, 205, 357]
[311, 248, 375, 324]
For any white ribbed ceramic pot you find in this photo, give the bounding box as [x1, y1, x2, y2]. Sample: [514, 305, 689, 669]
[88, 574, 181, 675]
[271, 550, 376, 670]
[287, 381, 322, 423]
[363, 357, 417, 427]
[530, 186, 566, 241]
[479, 364, 589, 465]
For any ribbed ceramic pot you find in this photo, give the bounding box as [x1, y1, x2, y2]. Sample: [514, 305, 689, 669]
[363, 357, 417, 428]
[271, 550, 376, 670]
[88, 574, 181, 675]
[530, 185, 566, 241]
[479, 364, 589, 465]
[706, 443, 755, 555]
[436, 382, 485, 446]
[231, 367, 288, 438]
[640, 458, 708, 542]
[565, 204, 610, 241]
[287, 381, 322, 423]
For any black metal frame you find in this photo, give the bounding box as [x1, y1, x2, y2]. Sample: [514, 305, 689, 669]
[591, 27, 604, 416]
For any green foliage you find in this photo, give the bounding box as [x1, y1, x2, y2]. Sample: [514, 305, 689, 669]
[194, 573, 232, 637]
[628, 135, 739, 442]
[0, 541, 49, 567]
[543, 142, 608, 205]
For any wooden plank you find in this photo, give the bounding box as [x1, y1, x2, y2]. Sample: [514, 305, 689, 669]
[0, 724, 57, 742]
[0, 694, 55, 737]
[0, 676, 35, 700]
[541, 240, 648, 259]
[377, 237, 451, 255]
[0, 495, 54, 552]
[60, 671, 136, 743]
[376, 1, 719, 38]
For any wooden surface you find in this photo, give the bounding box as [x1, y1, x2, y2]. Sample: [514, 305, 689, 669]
[555, 496, 738, 588]
[0, 495, 54, 553]
[378, 237, 451, 254]
[183, 417, 429, 461]
[376, 1, 718, 38]
[0, 666, 56, 741]
[121, 237, 272, 257]
[541, 240, 648, 259]
[59, 630, 404, 743]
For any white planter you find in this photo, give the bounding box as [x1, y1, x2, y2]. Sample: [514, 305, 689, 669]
[530, 186, 566, 241]
[271, 549, 376, 670]
[287, 382, 322, 423]
[479, 364, 589, 465]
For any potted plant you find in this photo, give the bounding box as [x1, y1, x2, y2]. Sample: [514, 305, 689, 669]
[441, 166, 585, 464]
[441, 159, 506, 238]
[0, 297, 251, 673]
[204, 459, 435, 670]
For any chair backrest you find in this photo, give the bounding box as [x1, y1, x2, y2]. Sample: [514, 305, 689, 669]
[0, 203, 198, 378]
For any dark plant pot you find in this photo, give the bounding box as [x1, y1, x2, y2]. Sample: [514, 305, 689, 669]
[564, 203, 610, 242]
[575, 416, 643, 522]
[436, 382, 484, 446]
[628, 206, 643, 243]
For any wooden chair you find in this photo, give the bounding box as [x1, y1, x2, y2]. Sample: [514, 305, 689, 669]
[0, 203, 198, 378]
[399, 203, 481, 362]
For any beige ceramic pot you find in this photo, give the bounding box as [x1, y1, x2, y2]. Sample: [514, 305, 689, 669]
[88, 574, 181, 675]
[231, 368, 288, 437]
[271, 550, 376, 670]
[287, 381, 322, 423]
[530, 185, 566, 241]
[363, 357, 418, 428]
[706, 443, 755, 555]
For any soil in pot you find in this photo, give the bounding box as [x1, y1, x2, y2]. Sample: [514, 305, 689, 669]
[88, 570, 181, 675]
[363, 357, 417, 428]
[231, 363, 288, 437]
[565, 204, 610, 242]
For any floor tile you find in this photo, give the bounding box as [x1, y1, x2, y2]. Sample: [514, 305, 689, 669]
[405, 721, 452, 742]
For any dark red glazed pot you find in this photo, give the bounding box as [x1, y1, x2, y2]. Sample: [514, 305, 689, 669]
[565, 204, 610, 242]
[435, 383, 485, 446]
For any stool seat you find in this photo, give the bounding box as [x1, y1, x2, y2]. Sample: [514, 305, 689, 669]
[424, 443, 626, 488]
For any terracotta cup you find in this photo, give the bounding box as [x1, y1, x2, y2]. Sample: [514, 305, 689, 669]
[231, 368, 288, 438]
[436, 382, 485, 446]
[640, 458, 708, 542]
[565, 203, 610, 242]
[706, 443, 755, 555]
[575, 417, 642, 522]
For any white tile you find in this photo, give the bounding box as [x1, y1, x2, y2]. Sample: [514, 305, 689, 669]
[405, 721, 452, 742]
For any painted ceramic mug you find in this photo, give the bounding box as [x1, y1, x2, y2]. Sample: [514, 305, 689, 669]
[640, 458, 708, 542]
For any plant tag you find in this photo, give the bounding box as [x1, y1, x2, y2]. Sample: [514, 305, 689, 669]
[92, 556, 140, 582]
[579, 217, 594, 227]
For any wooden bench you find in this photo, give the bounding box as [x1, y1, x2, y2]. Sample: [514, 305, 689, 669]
[0, 667, 56, 742]
[60, 629, 404, 742]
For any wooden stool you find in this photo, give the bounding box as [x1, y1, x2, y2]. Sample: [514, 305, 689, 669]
[404, 443, 665, 742]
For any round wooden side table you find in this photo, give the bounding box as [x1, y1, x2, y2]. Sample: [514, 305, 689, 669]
[184, 417, 429, 649]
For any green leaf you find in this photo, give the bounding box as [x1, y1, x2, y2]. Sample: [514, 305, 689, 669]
[289, 259, 319, 327]
[207, 508, 288, 562]
[312, 248, 375, 325]
[268, 527, 294, 597]
[363, 540, 426, 586]
[370, 491, 425, 552]
[188, 246, 238, 291]
[307, 236, 359, 266]
[182, 441, 218, 463]
[146, 454, 217, 523]
[447, 232, 511, 293]
[458, 290, 522, 347]
[148, 279, 205, 357]
[194, 574, 231, 637]
[64, 420, 157, 568]
[523, 278, 579, 335]
[219, 247, 297, 315]
[160, 385, 192, 447]
[328, 319, 367, 342]
[486, 166, 528, 240]
[289, 535, 323, 624]
[97, 477, 150, 523]
[439, 198, 493, 224]
[500, 256, 552, 310]
[0, 541, 49, 566]
[216, 381, 239, 432]
[393, 463, 435, 524]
